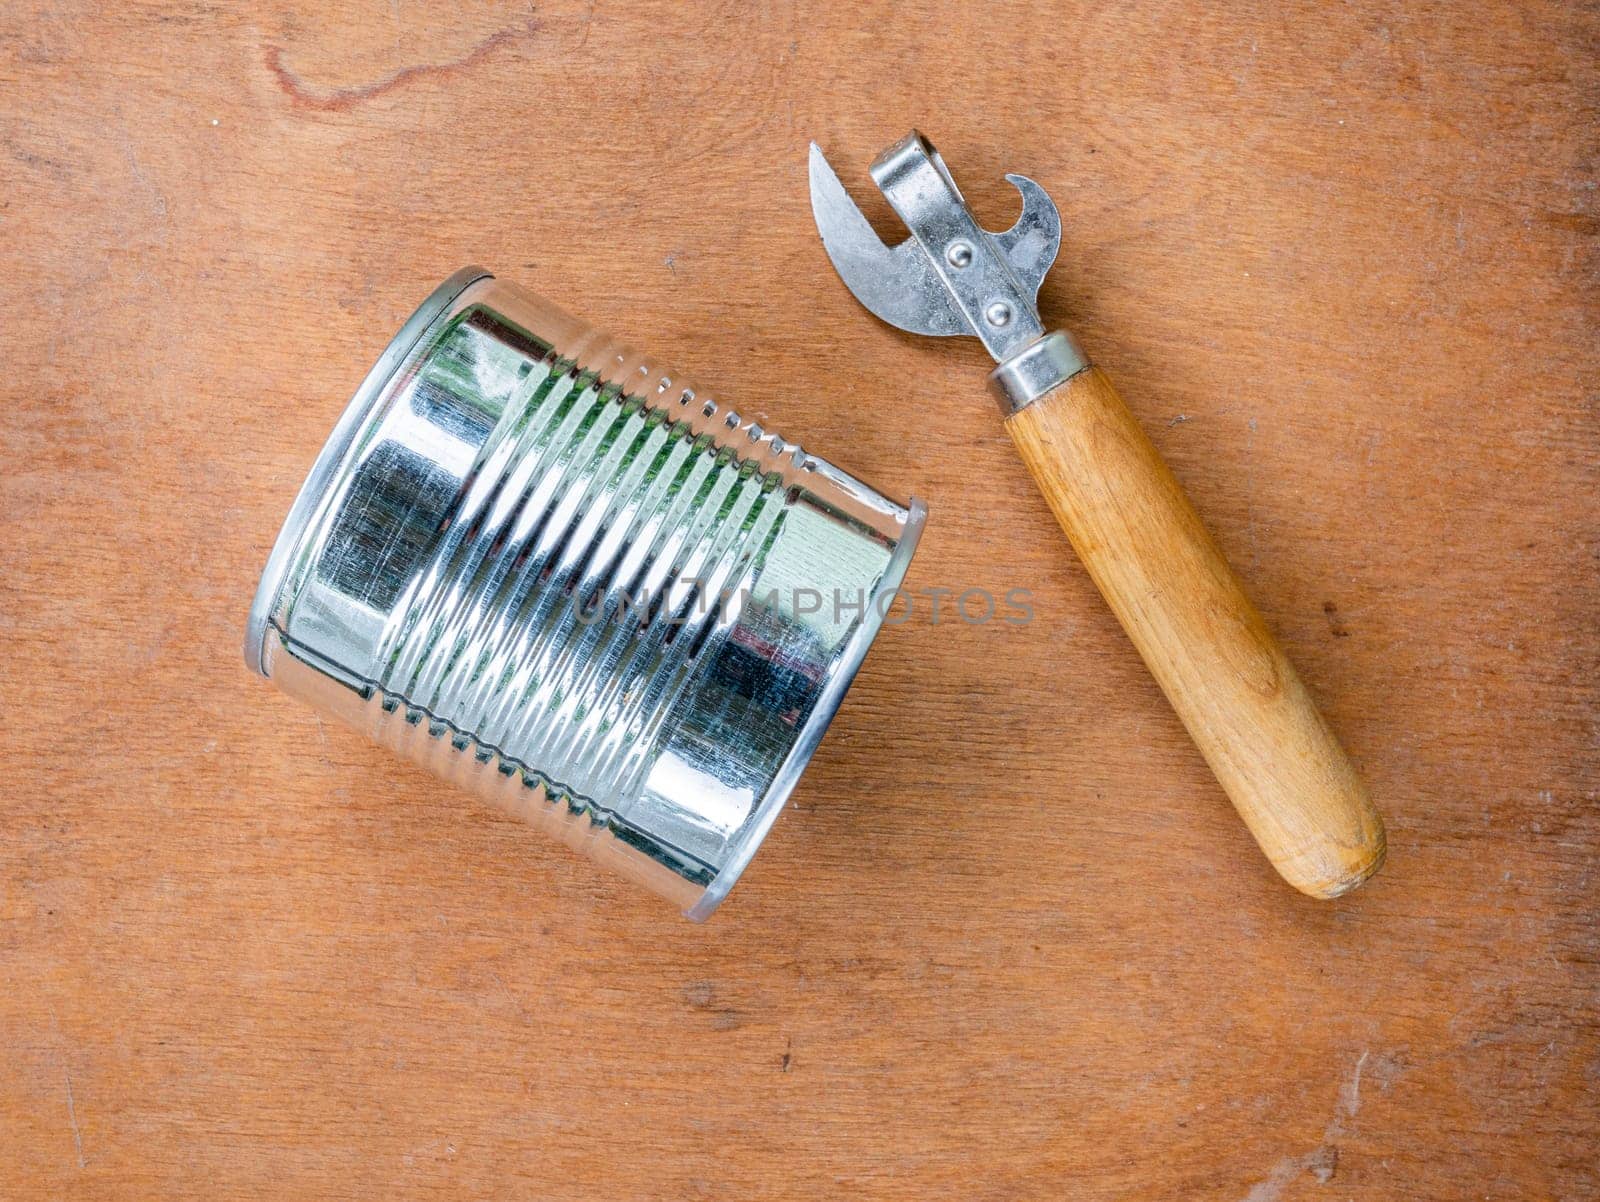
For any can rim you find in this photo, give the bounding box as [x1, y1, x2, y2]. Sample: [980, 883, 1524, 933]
[243, 266, 493, 676]
[683, 494, 929, 922]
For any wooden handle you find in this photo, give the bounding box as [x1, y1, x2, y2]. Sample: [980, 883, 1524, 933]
[1005, 366, 1385, 897]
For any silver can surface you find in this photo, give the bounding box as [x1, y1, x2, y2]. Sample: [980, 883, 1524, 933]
[246, 268, 925, 919]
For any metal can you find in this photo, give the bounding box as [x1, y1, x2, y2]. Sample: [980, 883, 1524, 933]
[245, 268, 925, 919]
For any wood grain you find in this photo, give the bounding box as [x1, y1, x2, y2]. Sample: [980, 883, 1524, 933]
[1, 2, 1596, 1199]
[1007, 366, 1386, 897]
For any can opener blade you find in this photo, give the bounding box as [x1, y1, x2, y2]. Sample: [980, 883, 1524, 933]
[809, 130, 1082, 404]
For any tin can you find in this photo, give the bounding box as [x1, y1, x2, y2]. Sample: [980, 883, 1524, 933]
[245, 268, 925, 918]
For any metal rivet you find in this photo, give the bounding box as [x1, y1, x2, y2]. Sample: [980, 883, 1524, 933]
[985, 301, 1012, 328]
[946, 241, 973, 268]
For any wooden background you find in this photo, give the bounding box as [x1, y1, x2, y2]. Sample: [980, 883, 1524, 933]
[2, 2, 1595, 1198]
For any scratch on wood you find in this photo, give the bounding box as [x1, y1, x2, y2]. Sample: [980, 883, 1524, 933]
[63, 1067, 85, 1169]
[1243, 1154, 1300, 1202]
[1241, 1051, 1374, 1201]
[575, 0, 599, 51]
[1340, 1049, 1369, 1118]
[265, 16, 537, 111]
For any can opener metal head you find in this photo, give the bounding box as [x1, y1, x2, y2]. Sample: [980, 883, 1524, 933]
[808, 130, 1388, 900]
[808, 130, 1086, 413]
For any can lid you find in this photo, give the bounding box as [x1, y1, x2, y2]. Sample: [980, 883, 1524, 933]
[243, 267, 492, 676]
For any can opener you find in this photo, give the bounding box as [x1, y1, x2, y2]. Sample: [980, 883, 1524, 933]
[810, 131, 1385, 897]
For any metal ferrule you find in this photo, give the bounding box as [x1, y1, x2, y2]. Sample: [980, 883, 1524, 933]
[247, 268, 925, 920]
[988, 331, 1091, 416]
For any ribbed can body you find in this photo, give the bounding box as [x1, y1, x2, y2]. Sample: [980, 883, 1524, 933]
[246, 270, 924, 917]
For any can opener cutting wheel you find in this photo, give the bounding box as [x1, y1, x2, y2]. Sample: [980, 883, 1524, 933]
[810, 131, 1386, 897]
